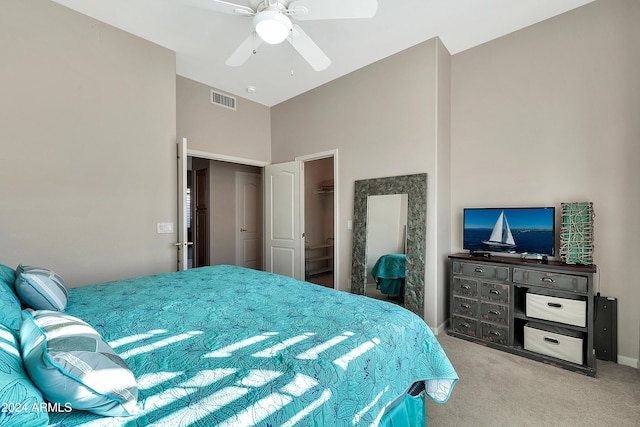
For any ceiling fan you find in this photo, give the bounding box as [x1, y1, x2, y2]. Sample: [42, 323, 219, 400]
[184, 0, 379, 71]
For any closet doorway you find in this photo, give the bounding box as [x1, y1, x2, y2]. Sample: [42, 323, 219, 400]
[301, 155, 336, 289]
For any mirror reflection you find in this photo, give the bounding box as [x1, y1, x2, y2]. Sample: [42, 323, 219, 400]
[366, 194, 408, 303]
[351, 173, 427, 318]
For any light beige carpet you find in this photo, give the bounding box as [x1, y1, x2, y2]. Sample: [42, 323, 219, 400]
[426, 333, 640, 426]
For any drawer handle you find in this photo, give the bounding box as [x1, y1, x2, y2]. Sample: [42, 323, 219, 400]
[461, 303, 472, 309]
[488, 330, 501, 337]
[489, 310, 501, 316]
[544, 337, 560, 345]
[547, 302, 563, 309]
[541, 277, 555, 283]
[489, 289, 501, 295]
[474, 267, 484, 273]
[461, 284, 471, 290]
[459, 322, 471, 329]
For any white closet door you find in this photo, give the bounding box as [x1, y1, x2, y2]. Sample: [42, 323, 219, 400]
[264, 161, 304, 280]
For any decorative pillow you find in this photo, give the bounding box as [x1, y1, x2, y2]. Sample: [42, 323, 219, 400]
[14, 265, 68, 311]
[0, 324, 49, 427]
[19, 310, 138, 417]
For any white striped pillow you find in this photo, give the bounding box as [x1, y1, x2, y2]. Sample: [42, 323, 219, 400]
[15, 265, 68, 311]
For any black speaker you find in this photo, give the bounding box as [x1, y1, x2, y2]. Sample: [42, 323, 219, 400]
[593, 296, 617, 362]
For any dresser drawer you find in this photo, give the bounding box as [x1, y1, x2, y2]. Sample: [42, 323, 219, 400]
[453, 262, 510, 282]
[452, 277, 478, 298]
[526, 293, 586, 327]
[451, 315, 478, 338]
[481, 302, 509, 325]
[452, 296, 479, 318]
[524, 322, 583, 365]
[513, 268, 587, 293]
[480, 282, 509, 304]
[481, 322, 509, 346]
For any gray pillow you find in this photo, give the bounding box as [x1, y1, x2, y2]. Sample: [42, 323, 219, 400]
[19, 310, 138, 417]
[14, 265, 68, 311]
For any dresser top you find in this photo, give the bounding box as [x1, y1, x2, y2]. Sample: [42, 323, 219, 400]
[449, 252, 596, 274]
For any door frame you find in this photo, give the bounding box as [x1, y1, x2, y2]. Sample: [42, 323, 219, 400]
[295, 149, 339, 289]
[179, 147, 338, 288]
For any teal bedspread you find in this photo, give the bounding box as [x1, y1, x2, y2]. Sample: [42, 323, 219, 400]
[48, 265, 457, 426]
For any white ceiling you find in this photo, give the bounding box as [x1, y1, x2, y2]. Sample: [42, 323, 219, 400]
[51, 0, 593, 107]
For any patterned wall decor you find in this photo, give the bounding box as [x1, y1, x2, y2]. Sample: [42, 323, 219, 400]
[559, 202, 595, 265]
[351, 174, 427, 318]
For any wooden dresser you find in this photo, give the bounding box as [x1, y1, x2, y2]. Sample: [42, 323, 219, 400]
[448, 253, 597, 376]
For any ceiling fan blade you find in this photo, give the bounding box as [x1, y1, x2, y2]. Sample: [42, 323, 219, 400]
[181, 0, 255, 16]
[288, 0, 377, 21]
[226, 32, 264, 66]
[287, 24, 331, 71]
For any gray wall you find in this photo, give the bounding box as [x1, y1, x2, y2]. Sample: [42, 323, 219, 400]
[0, 0, 177, 286]
[450, 0, 640, 367]
[271, 38, 452, 330]
[177, 76, 271, 163]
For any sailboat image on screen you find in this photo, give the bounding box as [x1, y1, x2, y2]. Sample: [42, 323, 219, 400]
[482, 210, 516, 250]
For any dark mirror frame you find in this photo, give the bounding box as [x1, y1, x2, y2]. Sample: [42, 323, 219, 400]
[351, 173, 427, 318]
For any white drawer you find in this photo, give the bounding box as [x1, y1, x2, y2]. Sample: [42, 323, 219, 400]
[524, 323, 583, 365]
[526, 293, 586, 327]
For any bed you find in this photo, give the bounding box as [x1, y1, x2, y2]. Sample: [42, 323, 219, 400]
[1, 264, 457, 426]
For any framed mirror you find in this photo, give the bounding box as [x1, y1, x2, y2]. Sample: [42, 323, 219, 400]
[351, 174, 427, 318]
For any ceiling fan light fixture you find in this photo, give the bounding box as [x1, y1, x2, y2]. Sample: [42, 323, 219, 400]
[253, 10, 292, 44]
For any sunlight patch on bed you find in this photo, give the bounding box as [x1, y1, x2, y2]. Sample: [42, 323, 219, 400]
[154, 385, 251, 425]
[204, 332, 279, 358]
[136, 371, 184, 390]
[334, 337, 381, 370]
[118, 331, 203, 359]
[251, 332, 315, 358]
[109, 329, 168, 348]
[295, 331, 354, 360]
[144, 369, 239, 411]
[237, 370, 282, 387]
[218, 392, 293, 427]
[352, 385, 388, 425]
[280, 373, 318, 397]
[280, 389, 333, 427]
[217, 373, 320, 427]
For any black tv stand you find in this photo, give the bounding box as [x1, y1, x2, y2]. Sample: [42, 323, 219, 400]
[448, 252, 597, 376]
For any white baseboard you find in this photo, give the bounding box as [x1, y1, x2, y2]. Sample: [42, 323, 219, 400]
[617, 355, 640, 369]
[432, 319, 449, 336]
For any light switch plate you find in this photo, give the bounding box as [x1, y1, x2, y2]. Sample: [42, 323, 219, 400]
[157, 222, 174, 234]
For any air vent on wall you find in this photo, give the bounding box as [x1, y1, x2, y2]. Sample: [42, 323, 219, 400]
[211, 90, 236, 111]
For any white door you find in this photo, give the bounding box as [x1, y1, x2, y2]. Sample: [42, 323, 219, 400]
[236, 172, 262, 270]
[264, 161, 304, 280]
[176, 138, 191, 270]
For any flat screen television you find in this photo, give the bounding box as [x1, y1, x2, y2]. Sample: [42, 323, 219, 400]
[463, 207, 555, 257]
